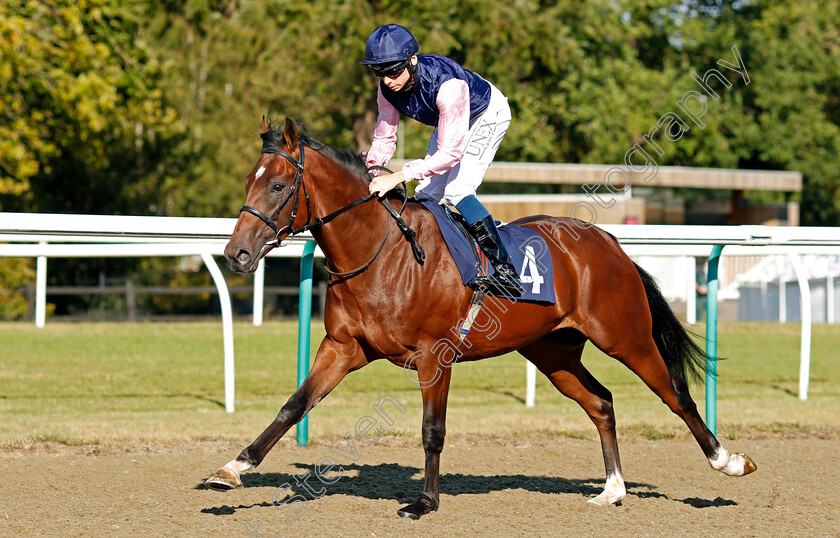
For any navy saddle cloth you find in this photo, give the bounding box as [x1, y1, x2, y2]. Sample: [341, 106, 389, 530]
[420, 199, 556, 304]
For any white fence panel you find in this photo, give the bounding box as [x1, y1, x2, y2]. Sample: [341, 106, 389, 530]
[5, 213, 840, 409]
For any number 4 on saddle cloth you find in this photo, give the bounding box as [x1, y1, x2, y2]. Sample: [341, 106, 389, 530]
[419, 200, 556, 305]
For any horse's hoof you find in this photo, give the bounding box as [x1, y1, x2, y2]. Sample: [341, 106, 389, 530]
[587, 492, 625, 507]
[205, 468, 241, 491]
[739, 453, 758, 475]
[397, 500, 436, 519]
[397, 508, 421, 520]
[716, 452, 758, 477]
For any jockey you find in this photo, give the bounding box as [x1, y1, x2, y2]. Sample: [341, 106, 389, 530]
[363, 23, 522, 292]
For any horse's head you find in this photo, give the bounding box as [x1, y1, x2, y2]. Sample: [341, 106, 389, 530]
[225, 117, 310, 274]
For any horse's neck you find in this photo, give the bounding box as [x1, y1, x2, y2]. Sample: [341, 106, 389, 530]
[308, 157, 387, 271]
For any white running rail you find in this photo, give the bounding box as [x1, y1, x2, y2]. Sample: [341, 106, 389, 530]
[4, 213, 840, 410]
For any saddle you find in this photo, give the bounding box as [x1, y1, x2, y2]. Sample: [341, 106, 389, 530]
[419, 199, 556, 304]
[441, 207, 494, 283]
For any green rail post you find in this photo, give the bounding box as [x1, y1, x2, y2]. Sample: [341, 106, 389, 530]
[296, 240, 316, 447]
[705, 244, 724, 437]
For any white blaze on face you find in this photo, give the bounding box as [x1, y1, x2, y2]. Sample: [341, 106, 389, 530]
[255, 166, 266, 180]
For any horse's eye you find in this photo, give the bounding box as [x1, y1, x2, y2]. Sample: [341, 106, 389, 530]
[271, 183, 284, 193]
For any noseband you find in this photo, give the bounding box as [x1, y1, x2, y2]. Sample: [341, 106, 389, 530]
[239, 142, 424, 278]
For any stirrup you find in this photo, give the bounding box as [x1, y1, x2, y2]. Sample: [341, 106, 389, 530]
[475, 266, 524, 294]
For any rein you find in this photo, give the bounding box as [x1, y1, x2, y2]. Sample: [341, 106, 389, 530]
[239, 143, 424, 279]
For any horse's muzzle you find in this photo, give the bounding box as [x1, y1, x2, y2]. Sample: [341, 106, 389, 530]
[224, 243, 256, 274]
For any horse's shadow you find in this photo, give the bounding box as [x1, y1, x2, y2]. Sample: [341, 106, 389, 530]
[199, 462, 736, 515]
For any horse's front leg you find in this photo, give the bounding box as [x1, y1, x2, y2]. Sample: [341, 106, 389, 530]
[205, 337, 366, 490]
[398, 360, 452, 519]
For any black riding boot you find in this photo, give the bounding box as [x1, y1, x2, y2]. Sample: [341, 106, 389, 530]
[467, 215, 524, 293]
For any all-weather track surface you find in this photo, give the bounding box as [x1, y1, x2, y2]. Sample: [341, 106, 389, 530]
[1, 436, 837, 537]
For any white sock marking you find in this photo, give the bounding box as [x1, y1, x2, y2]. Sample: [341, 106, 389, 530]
[224, 459, 254, 475]
[589, 470, 626, 505]
[604, 471, 626, 496]
[710, 447, 731, 470]
[710, 446, 747, 475]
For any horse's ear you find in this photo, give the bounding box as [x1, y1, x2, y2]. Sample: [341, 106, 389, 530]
[283, 118, 299, 153]
[261, 115, 269, 134]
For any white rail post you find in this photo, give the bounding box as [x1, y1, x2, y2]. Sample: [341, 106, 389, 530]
[760, 279, 767, 320]
[779, 258, 787, 323]
[201, 252, 236, 413]
[525, 361, 536, 407]
[35, 242, 47, 328]
[827, 269, 835, 324]
[686, 256, 697, 324]
[788, 253, 811, 401]
[253, 258, 265, 327]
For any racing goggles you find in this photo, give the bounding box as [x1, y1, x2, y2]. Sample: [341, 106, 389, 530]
[367, 60, 409, 78]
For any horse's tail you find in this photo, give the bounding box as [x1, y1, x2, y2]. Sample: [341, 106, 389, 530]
[634, 263, 710, 383]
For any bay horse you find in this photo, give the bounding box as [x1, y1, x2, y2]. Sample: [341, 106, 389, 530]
[206, 118, 756, 519]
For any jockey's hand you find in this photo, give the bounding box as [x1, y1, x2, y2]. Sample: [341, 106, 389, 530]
[369, 170, 405, 197]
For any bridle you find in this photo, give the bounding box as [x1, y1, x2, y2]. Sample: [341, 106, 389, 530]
[239, 142, 424, 278]
[240, 142, 315, 242]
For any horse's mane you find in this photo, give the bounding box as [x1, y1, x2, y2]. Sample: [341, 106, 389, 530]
[261, 120, 370, 182]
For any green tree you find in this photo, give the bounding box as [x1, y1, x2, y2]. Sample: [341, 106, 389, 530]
[0, 0, 191, 318]
[145, 0, 379, 217]
[0, 0, 188, 214]
[653, 0, 840, 224]
[729, 0, 840, 225]
[0, 258, 33, 319]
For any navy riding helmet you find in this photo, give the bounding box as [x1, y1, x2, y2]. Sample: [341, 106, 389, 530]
[361, 23, 419, 66]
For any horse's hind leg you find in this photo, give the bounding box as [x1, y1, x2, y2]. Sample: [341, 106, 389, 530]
[519, 331, 626, 506]
[594, 330, 756, 478]
[636, 353, 756, 476]
[577, 261, 758, 479]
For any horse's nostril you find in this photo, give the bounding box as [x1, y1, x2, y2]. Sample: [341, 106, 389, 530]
[236, 250, 251, 265]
